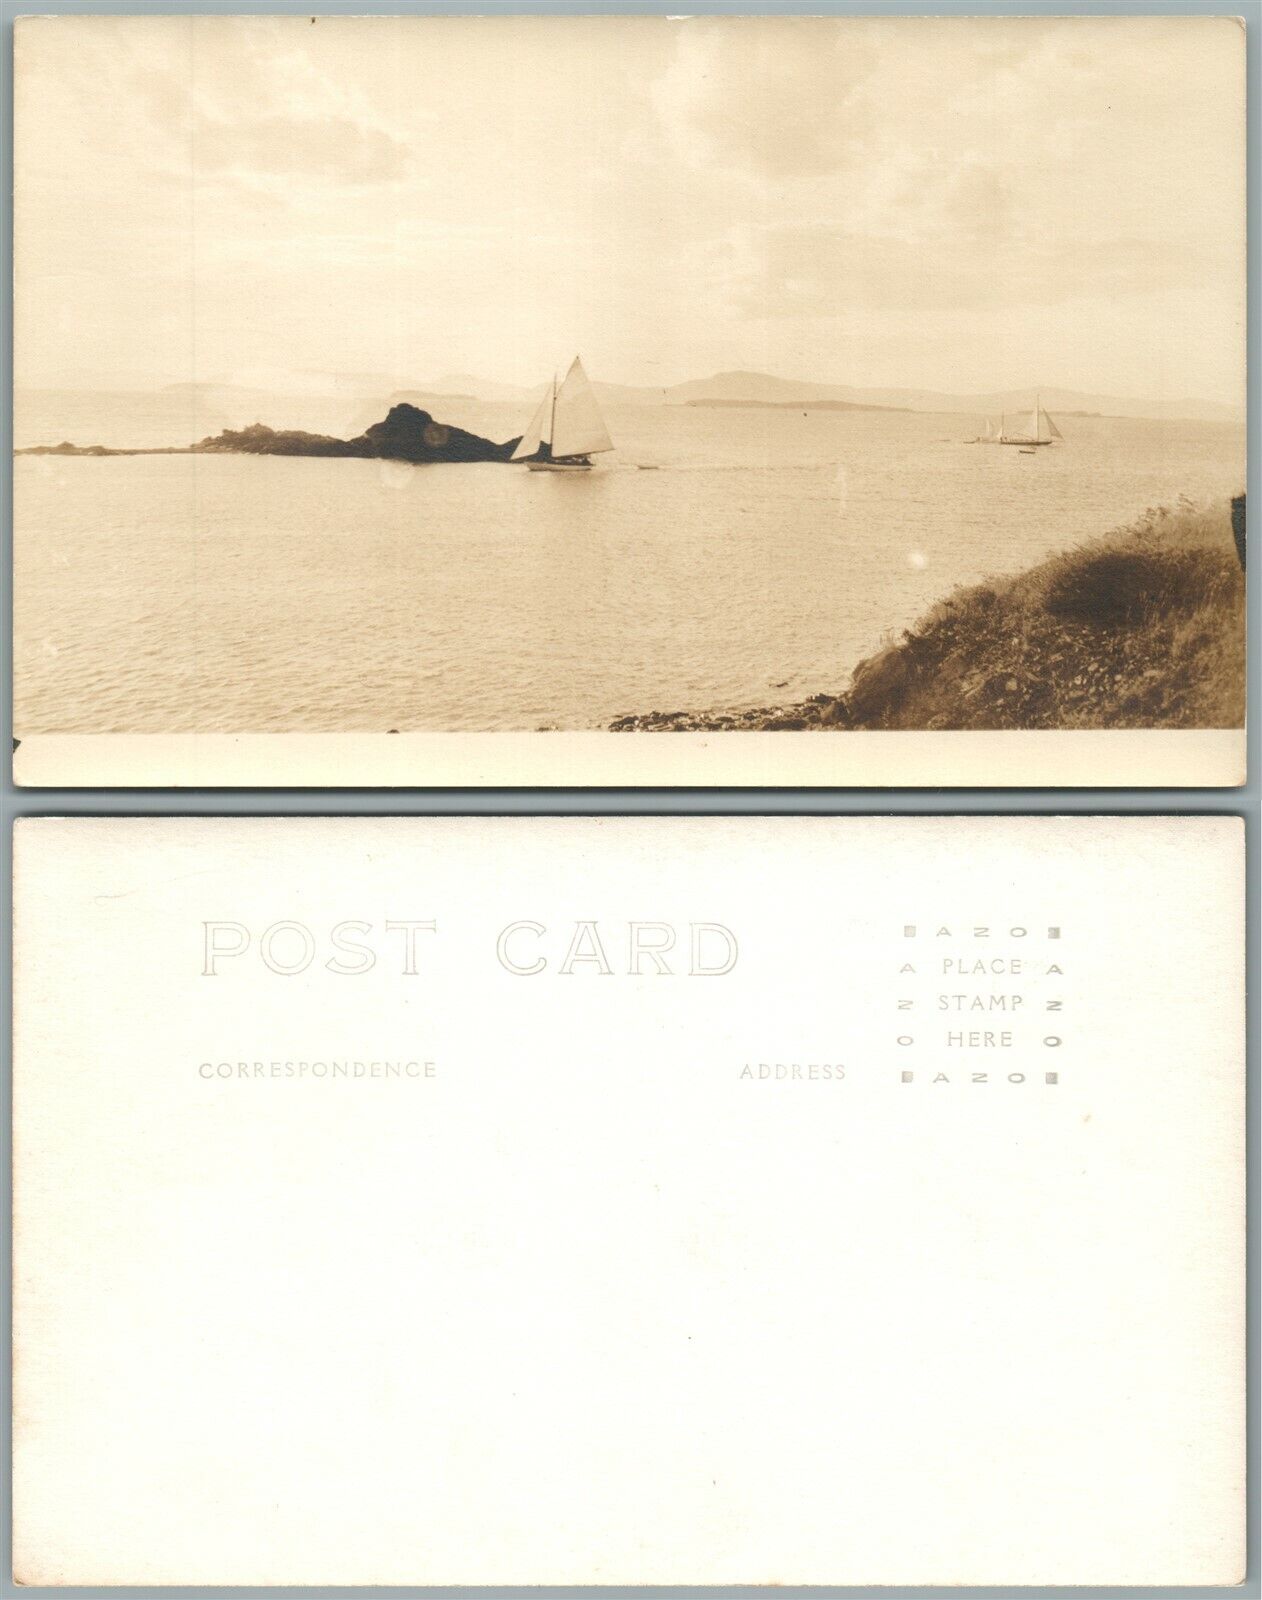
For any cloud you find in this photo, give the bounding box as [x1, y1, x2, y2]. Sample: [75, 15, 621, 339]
[193, 113, 409, 184]
[13, 15, 1243, 402]
[715, 223, 1222, 320]
[931, 161, 1014, 249]
[115, 22, 413, 187]
[650, 20, 878, 179]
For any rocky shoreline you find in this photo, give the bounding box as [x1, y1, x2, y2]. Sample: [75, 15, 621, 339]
[611, 693, 853, 733]
[608, 637, 913, 732]
[611, 496, 1245, 733]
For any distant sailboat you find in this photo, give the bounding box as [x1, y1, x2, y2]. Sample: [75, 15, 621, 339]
[971, 400, 1063, 445]
[512, 356, 614, 471]
[994, 397, 1063, 446]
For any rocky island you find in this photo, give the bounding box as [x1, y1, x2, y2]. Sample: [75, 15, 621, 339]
[17, 402, 521, 465]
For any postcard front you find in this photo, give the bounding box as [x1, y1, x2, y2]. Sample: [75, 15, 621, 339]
[12, 816, 1245, 1584]
[11, 15, 1246, 786]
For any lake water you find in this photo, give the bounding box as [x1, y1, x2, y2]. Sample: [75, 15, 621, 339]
[14, 391, 1245, 733]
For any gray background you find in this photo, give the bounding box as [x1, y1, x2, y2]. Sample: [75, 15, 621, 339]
[1, 0, 1256, 1594]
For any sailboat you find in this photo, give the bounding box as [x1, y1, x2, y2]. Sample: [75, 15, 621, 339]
[972, 399, 1063, 445]
[997, 397, 1063, 446]
[511, 356, 614, 471]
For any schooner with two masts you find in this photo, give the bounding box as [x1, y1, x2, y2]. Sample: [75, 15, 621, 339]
[975, 397, 1064, 446]
[512, 356, 614, 471]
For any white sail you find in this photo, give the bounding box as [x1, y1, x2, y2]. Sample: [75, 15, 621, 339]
[550, 357, 613, 458]
[1018, 401, 1061, 443]
[510, 382, 554, 461]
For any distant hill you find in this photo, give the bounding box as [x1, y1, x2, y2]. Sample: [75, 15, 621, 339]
[429, 374, 677, 408]
[152, 370, 1242, 426]
[414, 368, 1241, 425]
[428, 374, 543, 404]
[683, 397, 909, 413]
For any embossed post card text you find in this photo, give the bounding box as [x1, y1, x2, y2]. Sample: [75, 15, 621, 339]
[12, 817, 1245, 1583]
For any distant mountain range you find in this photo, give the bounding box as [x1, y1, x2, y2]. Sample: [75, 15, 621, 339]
[420, 369, 1242, 424]
[156, 370, 1241, 425]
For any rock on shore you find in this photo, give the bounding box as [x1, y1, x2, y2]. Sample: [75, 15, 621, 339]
[610, 695, 850, 733]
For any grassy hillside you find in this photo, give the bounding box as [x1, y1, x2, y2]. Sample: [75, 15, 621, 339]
[844, 496, 1245, 730]
[610, 497, 1245, 732]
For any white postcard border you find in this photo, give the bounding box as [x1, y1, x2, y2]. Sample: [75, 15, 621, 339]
[12, 726, 1246, 789]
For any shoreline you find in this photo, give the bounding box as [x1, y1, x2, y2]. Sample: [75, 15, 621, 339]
[610, 496, 1246, 734]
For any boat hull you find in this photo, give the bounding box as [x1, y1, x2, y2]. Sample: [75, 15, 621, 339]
[526, 460, 593, 472]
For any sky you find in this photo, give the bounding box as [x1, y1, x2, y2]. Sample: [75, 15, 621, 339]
[14, 14, 1246, 403]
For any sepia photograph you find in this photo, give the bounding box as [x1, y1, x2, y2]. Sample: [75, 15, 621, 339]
[12, 14, 1246, 786]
